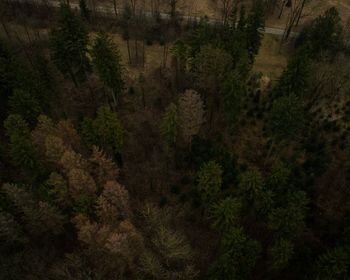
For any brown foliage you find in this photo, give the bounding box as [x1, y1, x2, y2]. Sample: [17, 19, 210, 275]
[97, 180, 131, 224]
[67, 168, 97, 196]
[2, 183, 65, 236]
[89, 146, 119, 186]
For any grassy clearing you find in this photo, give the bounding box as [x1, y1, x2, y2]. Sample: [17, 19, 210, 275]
[253, 33, 289, 80]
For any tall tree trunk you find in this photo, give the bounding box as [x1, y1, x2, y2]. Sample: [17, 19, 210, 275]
[91, 0, 97, 21]
[141, 86, 145, 107]
[1, 19, 11, 40]
[24, 25, 32, 44]
[126, 39, 131, 64]
[68, 68, 78, 87]
[278, 0, 285, 19]
[295, 0, 306, 27]
[112, 0, 118, 17]
[135, 39, 138, 64]
[170, 0, 176, 18]
[111, 89, 118, 107]
[142, 39, 145, 68]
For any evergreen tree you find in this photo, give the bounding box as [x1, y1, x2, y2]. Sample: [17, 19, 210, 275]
[222, 71, 246, 129]
[269, 94, 304, 141]
[297, 7, 343, 55]
[269, 238, 294, 271]
[238, 169, 264, 201]
[275, 47, 311, 98]
[3, 114, 41, 174]
[197, 161, 223, 205]
[79, 0, 91, 22]
[49, 2, 91, 86]
[268, 191, 309, 239]
[91, 33, 124, 107]
[0, 40, 16, 121]
[210, 197, 242, 230]
[81, 106, 123, 157]
[160, 103, 178, 152]
[246, 0, 265, 62]
[8, 89, 42, 124]
[210, 227, 261, 280]
[316, 247, 349, 280]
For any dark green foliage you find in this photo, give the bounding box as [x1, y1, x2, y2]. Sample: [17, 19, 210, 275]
[81, 106, 123, 156]
[9, 89, 42, 124]
[91, 33, 124, 106]
[238, 169, 263, 201]
[297, 7, 343, 55]
[191, 136, 238, 188]
[0, 40, 16, 120]
[275, 47, 311, 98]
[49, 2, 91, 86]
[268, 191, 309, 239]
[316, 247, 349, 280]
[197, 161, 223, 205]
[79, 0, 91, 22]
[210, 197, 242, 230]
[3, 115, 41, 174]
[245, 0, 265, 62]
[267, 163, 291, 191]
[222, 71, 246, 129]
[269, 94, 304, 140]
[0, 5, 349, 280]
[160, 103, 178, 151]
[209, 227, 261, 280]
[0, 42, 49, 124]
[269, 238, 294, 271]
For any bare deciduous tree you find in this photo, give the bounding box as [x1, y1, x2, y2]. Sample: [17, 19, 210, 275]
[178, 89, 205, 147]
[282, 0, 308, 42]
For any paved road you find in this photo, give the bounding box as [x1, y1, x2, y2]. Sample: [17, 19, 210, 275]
[19, 0, 298, 37]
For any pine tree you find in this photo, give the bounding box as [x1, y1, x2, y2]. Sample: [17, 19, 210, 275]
[81, 106, 123, 157]
[210, 226, 261, 280]
[210, 197, 242, 230]
[152, 226, 192, 264]
[245, 0, 265, 62]
[316, 247, 349, 280]
[0, 39, 16, 121]
[222, 71, 246, 129]
[79, 0, 91, 22]
[269, 94, 304, 141]
[8, 89, 42, 124]
[297, 7, 343, 55]
[238, 169, 264, 201]
[49, 2, 91, 86]
[197, 161, 223, 204]
[178, 89, 205, 146]
[0, 211, 26, 244]
[268, 191, 309, 239]
[160, 103, 178, 152]
[269, 238, 294, 271]
[4, 114, 41, 173]
[91, 33, 124, 107]
[275, 47, 311, 98]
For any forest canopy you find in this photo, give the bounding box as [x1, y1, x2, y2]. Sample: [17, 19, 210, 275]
[1, 0, 350, 279]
